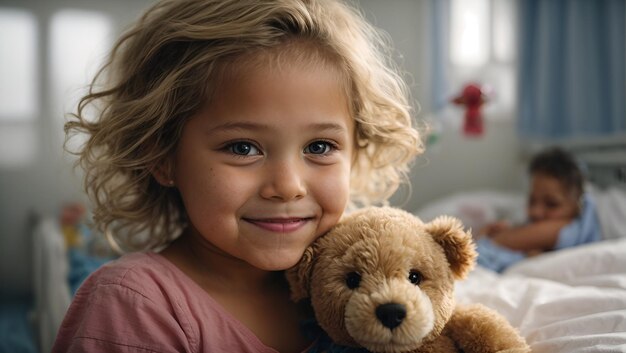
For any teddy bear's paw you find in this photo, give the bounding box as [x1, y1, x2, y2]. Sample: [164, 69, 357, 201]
[444, 304, 530, 353]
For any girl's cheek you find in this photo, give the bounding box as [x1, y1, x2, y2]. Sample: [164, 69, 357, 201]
[315, 167, 351, 231]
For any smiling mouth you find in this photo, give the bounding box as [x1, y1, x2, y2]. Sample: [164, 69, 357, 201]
[243, 217, 313, 233]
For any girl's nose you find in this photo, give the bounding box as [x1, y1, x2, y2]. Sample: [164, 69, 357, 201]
[259, 159, 307, 201]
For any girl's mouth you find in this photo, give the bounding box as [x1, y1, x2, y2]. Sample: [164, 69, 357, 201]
[243, 217, 312, 233]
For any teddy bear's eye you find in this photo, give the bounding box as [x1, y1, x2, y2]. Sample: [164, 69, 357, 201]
[408, 270, 422, 285]
[345, 271, 362, 289]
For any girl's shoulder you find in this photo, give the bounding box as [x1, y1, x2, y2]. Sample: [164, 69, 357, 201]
[80, 251, 200, 303]
[95, 252, 173, 279]
[54, 252, 205, 352]
[60, 252, 290, 353]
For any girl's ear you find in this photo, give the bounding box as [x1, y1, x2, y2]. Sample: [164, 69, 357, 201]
[424, 216, 477, 280]
[151, 158, 175, 187]
[285, 245, 317, 302]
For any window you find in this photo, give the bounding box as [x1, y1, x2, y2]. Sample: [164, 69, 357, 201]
[0, 8, 38, 121]
[492, 0, 516, 63]
[450, 0, 516, 66]
[448, 0, 517, 114]
[0, 8, 112, 167]
[50, 9, 112, 143]
[0, 8, 38, 167]
[450, 0, 490, 67]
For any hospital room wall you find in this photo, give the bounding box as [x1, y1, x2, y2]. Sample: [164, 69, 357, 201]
[0, 0, 155, 299]
[0, 0, 525, 298]
[355, 0, 526, 212]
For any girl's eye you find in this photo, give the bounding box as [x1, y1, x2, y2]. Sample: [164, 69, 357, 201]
[304, 141, 334, 155]
[228, 142, 260, 156]
[345, 271, 362, 289]
[408, 270, 422, 285]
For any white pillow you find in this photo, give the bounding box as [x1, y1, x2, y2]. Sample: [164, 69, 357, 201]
[589, 184, 626, 240]
[414, 190, 526, 234]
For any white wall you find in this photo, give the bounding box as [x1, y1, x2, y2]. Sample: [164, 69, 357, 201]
[404, 116, 525, 211]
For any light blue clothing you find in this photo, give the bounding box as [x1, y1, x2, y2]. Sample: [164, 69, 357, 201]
[554, 194, 602, 249]
[477, 194, 601, 273]
[475, 238, 525, 273]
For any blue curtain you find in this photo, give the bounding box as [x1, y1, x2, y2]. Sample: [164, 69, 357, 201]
[518, 0, 626, 139]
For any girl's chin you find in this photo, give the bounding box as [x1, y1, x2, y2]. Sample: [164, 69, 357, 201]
[251, 252, 305, 271]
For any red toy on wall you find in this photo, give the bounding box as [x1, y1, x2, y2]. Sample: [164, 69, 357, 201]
[451, 83, 488, 136]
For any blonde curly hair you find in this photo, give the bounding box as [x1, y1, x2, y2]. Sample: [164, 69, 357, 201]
[66, 0, 423, 251]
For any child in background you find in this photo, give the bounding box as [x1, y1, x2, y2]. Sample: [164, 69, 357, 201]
[53, 0, 422, 352]
[476, 147, 601, 272]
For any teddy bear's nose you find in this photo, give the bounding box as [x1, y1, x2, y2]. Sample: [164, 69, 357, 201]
[376, 303, 406, 329]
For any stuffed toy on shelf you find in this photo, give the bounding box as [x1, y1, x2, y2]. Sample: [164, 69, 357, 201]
[451, 83, 488, 137]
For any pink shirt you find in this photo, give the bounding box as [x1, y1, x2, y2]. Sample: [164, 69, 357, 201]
[52, 252, 312, 353]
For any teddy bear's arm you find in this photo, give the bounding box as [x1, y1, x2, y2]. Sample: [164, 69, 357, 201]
[412, 335, 458, 353]
[442, 304, 530, 353]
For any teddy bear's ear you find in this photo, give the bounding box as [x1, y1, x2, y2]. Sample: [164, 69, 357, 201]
[424, 216, 477, 280]
[285, 244, 317, 302]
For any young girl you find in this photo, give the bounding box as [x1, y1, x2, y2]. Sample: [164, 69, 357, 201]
[53, 0, 422, 352]
[476, 147, 601, 272]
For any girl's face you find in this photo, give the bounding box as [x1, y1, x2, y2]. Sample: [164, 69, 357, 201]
[527, 173, 579, 223]
[171, 60, 354, 271]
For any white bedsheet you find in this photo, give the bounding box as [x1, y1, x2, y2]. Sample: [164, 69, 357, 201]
[415, 187, 626, 351]
[590, 185, 626, 241]
[456, 239, 626, 353]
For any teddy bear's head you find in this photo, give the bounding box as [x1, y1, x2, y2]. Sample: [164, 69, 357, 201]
[286, 207, 476, 353]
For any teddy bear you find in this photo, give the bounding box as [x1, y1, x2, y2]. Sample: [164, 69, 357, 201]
[286, 206, 530, 353]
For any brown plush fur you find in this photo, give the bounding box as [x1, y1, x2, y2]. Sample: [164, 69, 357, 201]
[286, 207, 530, 353]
